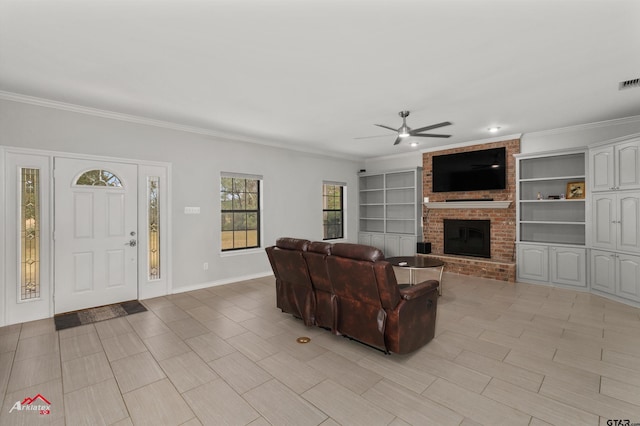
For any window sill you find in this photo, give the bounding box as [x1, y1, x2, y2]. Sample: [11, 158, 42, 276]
[220, 247, 264, 258]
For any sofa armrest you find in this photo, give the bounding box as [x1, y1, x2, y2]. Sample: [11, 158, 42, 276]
[400, 280, 439, 301]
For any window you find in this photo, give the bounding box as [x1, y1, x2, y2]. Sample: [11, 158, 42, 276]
[148, 176, 161, 280]
[20, 168, 41, 300]
[75, 169, 122, 187]
[323, 182, 344, 240]
[220, 173, 261, 251]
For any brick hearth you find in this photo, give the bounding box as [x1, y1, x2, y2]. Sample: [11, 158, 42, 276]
[422, 139, 520, 282]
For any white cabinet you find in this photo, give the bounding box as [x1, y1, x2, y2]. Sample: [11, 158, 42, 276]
[592, 192, 640, 254]
[618, 253, 640, 301]
[517, 243, 586, 288]
[358, 232, 382, 247]
[358, 232, 416, 257]
[359, 168, 422, 256]
[517, 244, 549, 282]
[590, 145, 614, 192]
[383, 234, 417, 257]
[590, 138, 640, 192]
[591, 249, 640, 302]
[592, 193, 616, 250]
[549, 246, 586, 287]
[588, 135, 640, 306]
[591, 249, 616, 293]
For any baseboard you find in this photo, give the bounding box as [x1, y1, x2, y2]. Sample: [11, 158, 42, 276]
[167, 271, 274, 295]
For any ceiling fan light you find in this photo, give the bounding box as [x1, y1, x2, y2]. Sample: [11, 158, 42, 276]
[398, 126, 410, 138]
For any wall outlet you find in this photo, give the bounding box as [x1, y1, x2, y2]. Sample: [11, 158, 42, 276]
[203, 262, 208, 270]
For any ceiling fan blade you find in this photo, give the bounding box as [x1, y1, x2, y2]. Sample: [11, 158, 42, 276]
[412, 133, 451, 138]
[409, 121, 452, 134]
[393, 136, 402, 145]
[374, 124, 399, 132]
[354, 134, 390, 140]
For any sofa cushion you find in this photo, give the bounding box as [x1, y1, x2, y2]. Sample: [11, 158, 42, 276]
[331, 243, 384, 262]
[276, 237, 310, 251]
[267, 238, 314, 326]
[308, 241, 332, 255]
[303, 242, 334, 330]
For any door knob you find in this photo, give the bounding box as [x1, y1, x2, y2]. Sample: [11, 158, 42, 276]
[125, 239, 137, 247]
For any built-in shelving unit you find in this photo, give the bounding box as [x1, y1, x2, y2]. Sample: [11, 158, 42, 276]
[517, 152, 586, 246]
[359, 173, 385, 233]
[358, 168, 422, 257]
[515, 149, 587, 288]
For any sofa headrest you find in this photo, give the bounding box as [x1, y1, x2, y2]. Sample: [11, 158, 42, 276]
[331, 243, 385, 262]
[275, 237, 310, 251]
[308, 241, 332, 255]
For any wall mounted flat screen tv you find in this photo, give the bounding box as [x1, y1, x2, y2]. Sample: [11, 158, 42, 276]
[432, 147, 506, 192]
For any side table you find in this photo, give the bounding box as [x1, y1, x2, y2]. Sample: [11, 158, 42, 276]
[387, 256, 444, 296]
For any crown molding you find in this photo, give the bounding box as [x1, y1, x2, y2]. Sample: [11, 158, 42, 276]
[0, 90, 239, 139]
[524, 115, 640, 138]
[0, 91, 361, 162]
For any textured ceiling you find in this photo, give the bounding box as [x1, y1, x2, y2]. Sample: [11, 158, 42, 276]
[1, 0, 639, 159]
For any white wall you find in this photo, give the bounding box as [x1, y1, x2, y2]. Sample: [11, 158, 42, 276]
[0, 99, 363, 293]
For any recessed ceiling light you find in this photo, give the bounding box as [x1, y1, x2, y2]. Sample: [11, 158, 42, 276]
[410, 141, 419, 147]
[488, 126, 501, 133]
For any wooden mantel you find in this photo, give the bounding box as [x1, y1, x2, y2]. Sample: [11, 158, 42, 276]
[424, 201, 512, 209]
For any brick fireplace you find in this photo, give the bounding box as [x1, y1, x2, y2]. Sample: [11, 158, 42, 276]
[422, 139, 520, 281]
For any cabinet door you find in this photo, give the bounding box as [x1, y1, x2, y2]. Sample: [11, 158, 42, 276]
[617, 253, 640, 301]
[590, 146, 615, 192]
[358, 232, 372, 246]
[517, 244, 549, 282]
[592, 194, 616, 250]
[550, 246, 586, 287]
[370, 233, 385, 252]
[618, 193, 640, 253]
[384, 234, 400, 257]
[590, 250, 616, 294]
[398, 235, 417, 256]
[616, 139, 640, 190]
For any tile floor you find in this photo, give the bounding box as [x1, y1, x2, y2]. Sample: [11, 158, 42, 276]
[1, 270, 640, 425]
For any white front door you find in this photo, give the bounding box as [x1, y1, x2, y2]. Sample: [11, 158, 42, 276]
[54, 158, 138, 314]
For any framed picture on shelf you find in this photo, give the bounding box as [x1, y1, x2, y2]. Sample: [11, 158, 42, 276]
[566, 181, 585, 199]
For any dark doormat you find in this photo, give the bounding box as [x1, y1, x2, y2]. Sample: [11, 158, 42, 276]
[54, 300, 147, 330]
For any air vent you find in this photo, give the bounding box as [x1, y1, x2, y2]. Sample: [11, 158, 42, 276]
[619, 78, 640, 90]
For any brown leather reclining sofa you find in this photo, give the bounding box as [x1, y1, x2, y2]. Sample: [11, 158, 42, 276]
[266, 237, 439, 354]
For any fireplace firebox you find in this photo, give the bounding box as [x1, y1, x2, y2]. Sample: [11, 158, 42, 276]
[443, 219, 490, 258]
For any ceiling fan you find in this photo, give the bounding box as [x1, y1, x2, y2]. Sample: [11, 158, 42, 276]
[369, 111, 452, 145]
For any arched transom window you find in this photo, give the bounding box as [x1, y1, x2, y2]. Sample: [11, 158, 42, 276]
[75, 169, 123, 187]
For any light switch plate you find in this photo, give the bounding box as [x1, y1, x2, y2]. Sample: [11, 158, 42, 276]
[184, 206, 200, 214]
